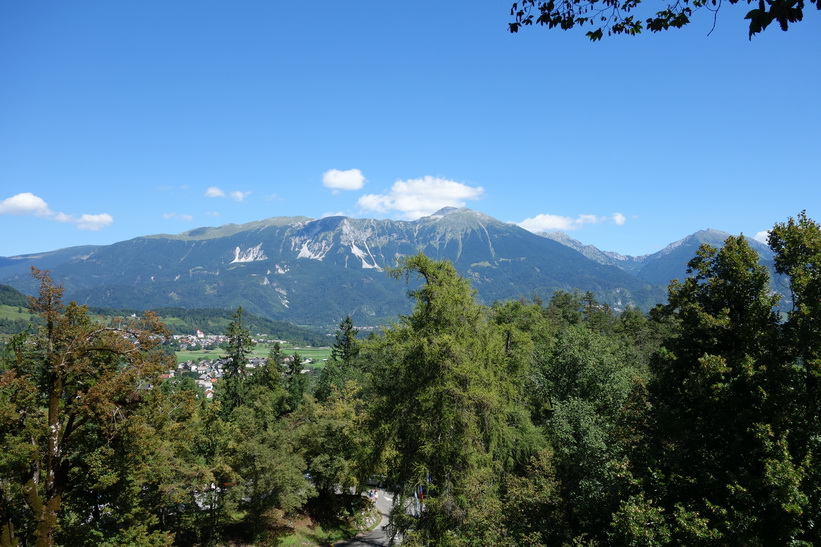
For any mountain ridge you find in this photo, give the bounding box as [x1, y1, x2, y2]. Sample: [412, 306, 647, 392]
[0, 208, 773, 327]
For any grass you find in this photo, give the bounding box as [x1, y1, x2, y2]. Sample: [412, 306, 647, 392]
[0, 304, 31, 320]
[274, 521, 358, 547]
[217, 494, 373, 546]
[274, 494, 375, 547]
[175, 345, 332, 365]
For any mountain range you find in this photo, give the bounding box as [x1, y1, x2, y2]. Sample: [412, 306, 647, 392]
[0, 208, 777, 328]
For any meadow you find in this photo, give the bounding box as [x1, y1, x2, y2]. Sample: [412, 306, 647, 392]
[175, 344, 332, 366]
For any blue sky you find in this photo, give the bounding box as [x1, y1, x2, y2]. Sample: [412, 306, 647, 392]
[2, 0, 819, 258]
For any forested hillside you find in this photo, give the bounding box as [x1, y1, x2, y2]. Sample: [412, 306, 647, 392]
[1, 212, 819, 546]
[86, 306, 329, 345]
[0, 208, 667, 327]
[0, 281, 327, 345]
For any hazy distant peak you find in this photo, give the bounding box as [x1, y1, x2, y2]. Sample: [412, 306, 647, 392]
[538, 231, 645, 267]
[428, 206, 461, 218]
[656, 228, 732, 257]
[427, 207, 483, 218]
[538, 230, 581, 247]
[147, 216, 314, 241]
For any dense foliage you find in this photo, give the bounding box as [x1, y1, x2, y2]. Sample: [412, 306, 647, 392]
[1, 212, 820, 545]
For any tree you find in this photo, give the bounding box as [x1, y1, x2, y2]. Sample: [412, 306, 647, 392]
[57, 382, 203, 546]
[316, 316, 360, 401]
[508, 0, 814, 40]
[533, 324, 637, 541]
[768, 211, 821, 543]
[647, 236, 806, 543]
[218, 306, 255, 416]
[0, 268, 173, 546]
[769, 211, 821, 397]
[230, 384, 313, 540]
[283, 353, 307, 412]
[297, 381, 367, 508]
[366, 253, 534, 545]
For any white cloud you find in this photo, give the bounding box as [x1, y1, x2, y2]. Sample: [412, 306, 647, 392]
[0, 192, 112, 231]
[205, 187, 250, 202]
[754, 230, 770, 243]
[54, 212, 114, 230]
[518, 212, 628, 233]
[75, 213, 114, 231]
[357, 176, 484, 219]
[323, 169, 366, 192]
[357, 193, 392, 214]
[205, 211, 221, 217]
[52, 212, 73, 223]
[518, 214, 576, 232]
[163, 213, 194, 221]
[0, 192, 52, 216]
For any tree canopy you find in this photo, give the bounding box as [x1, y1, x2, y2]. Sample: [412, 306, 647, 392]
[509, 0, 816, 40]
[3, 213, 821, 545]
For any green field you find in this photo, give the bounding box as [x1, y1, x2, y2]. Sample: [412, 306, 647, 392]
[175, 344, 332, 366]
[0, 304, 31, 321]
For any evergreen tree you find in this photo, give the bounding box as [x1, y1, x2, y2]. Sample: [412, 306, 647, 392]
[316, 316, 360, 401]
[218, 306, 255, 416]
[297, 381, 367, 507]
[231, 384, 313, 539]
[366, 253, 534, 545]
[283, 352, 307, 412]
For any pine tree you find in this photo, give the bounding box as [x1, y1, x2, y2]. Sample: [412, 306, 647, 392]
[218, 306, 255, 416]
[316, 316, 360, 401]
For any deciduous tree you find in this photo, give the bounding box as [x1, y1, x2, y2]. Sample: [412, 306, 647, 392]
[509, 0, 815, 40]
[0, 268, 172, 546]
[647, 236, 805, 543]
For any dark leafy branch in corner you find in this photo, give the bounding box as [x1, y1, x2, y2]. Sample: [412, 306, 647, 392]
[509, 0, 817, 39]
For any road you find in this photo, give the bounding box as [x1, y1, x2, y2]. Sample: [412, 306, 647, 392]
[333, 489, 396, 546]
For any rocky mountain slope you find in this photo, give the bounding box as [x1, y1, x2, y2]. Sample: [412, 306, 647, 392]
[1, 208, 769, 327]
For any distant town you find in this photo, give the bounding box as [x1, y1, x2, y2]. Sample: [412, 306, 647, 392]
[163, 330, 326, 399]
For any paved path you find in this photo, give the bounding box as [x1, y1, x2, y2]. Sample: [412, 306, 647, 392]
[333, 490, 395, 546]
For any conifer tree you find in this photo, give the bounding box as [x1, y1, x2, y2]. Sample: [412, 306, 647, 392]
[219, 306, 255, 416]
[366, 253, 533, 545]
[316, 316, 360, 401]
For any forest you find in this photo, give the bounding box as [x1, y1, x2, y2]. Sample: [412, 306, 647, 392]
[1, 211, 819, 546]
